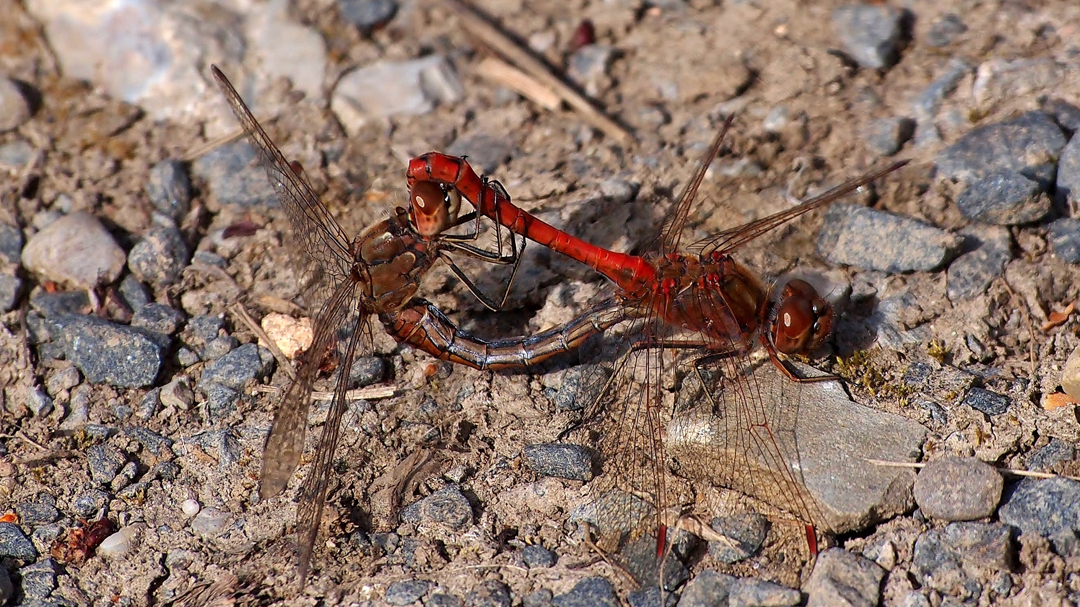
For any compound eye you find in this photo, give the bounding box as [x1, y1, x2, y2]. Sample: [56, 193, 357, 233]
[770, 279, 834, 355]
[408, 181, 452, 237]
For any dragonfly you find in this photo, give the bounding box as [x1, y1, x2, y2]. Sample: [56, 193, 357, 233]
[209, 65, 572, 586]
[402, 121, 908, 582]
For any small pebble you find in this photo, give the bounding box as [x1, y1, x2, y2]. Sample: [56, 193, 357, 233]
[73, 490, 109, 518]
[999, 477, 1080, 554]
[913, 457, 1003, 521]
[30, 290, 90, 318]
[551, 577, 618, 607]
[26, 386, 54, 417]
[131, 303, 185, 335]
[45, 366, 81, 396]
[97, 527, 136, 558]
[332, 56, 463, 136]
[678, 570, 736, 606]
[125, 426, 173, 456]
[348, 356, 385, 388]
[805, 549, 885, 607]
[118, 275, 152, 313]
[831, 4, 908, 69]
[598, 179, 640, 204]
[729, 577, 802, 607]
[925, 13, 967, 48]
[88, 443, 127, 485]
[523, 443, 594, 481]
[567, 44, 616, 97]
[146, 159, 192, 220]
[962, 387, 1010, 416]
[954, 171, 1049, 225]
[0, 522, 37, 560]
[521, 544, 556, 568]
[912, 522, 1014, 597]
[1047, 218, 1080, 264]
[384, 579, 430, 606]
[16, 495, 58, 526]
[0, 77, 33, 132]
[1062, 346, 1080, 401]
[0, 223, 23, 264]
[260, 312, 314, 359]
[128, 226, 190, 287]
[0, 140, 34, 171]
[181, 499, 201, 517]
[864, 116, 915, 156]
[198, 343, 272, 391]
[190, 508, 231, 537]
[160, 376, 195, 410]
[186, 314, 225, 344]
[399, 485, 473, 531]
[945, 226, 1012, 301]
[0, 273, 20, 313]
[934, 111, 1066, 189]
[21, 212, 127, 288]
[0, 565, 11, 604]
[51, 315, 165, 387]
[464, 580, 512, 607]
[1027, 439, 1075, 473]
[552, 365, 610, 412]
[201, 335, 238, 360]
[816, 204, 960, 273]
[430, 594, 463, 607]
[708, 513, 769, 564]
[338, 0, 398, 32]
[191, 141, 279, 207]
[18, 558, 57, 599]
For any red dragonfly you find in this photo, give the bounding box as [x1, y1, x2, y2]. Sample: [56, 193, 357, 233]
[401, 121, 907, 580]
[210, 66, 570, 586]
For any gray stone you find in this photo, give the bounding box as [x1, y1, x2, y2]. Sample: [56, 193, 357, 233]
[962, 387, 1010, 416]
[0, 565, 11, 605]
[945, 226, 1012, 301]
[0, 273, 20, 312]
[553, 577, 618, 607]
[191, 508, 231, 537]
[118, 275, 152, 312]
[925, 13, 966, 48]
[954, 171, 1049, 225]
[19, 557, 57, 599]
[160, 377, 195, 410]
[678, 570, 735, 607]
[131, 302, 185, 335]
[999, 477, 1080, 552]
[332, 56, 464, 136]
[45, 366, 80, 396]
[617, 533, 689, 592]
[465, 579, 512, 607]
[146, 159, 192, 220]
[186, 314, 225, 344]
[522, 544, 556, 568]
[708, 513, 769, 564]
[111, 460, 138, 490]
[27, 386, 53, 417]
[88, 443, 127, 484]
[73, 490, 109, 518]
[338, 0, 398, 32]
[0, 522, 37, 560]
[30, 290, 90, 318]
[523, 443, 594, 481]
[16, 495, 58, 525]
[400, 485, 473, 531]
[816, 204, 960, 273]
[934, 111, 1066, 189]
[666, 362, 926, 535]
[447, 133, 515, 175]
[522, 589, 551, 607]
[1041, 98, 1080, 134]
[567, 45, 616, 97]
[432, 594, 464, 607]
[972, 59, 1066, 110]
[1048, 218, 1080, 264]
[125, 426, 173, 456]
[21, 212, 126, 288]
[0, 223, 23, 263]
[0, 139, 34, 171]
[191, 141, 278, 207]
[203, 382, 241, 420]
[385, 579, 430, 605]
[864, 116, 915, 156]
[128, 226, 190, 286]
[0, 77, 33, 132]
[348, 356, 385, 388]
[1027, 438, 1076, 473]
[726, 579, 801, 607]
[831, 5, 908, 69]
[201, 335, 238, 360]
[553, 364, 610, 411]
[198, 343, 272, 391]
[914, 457, 1002, 521]
[51, 315, 165, 387]
[912, 522, 1014, 599]
[805, 549, 884, 607]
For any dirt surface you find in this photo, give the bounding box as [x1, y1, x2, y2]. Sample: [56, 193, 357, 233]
[2, 0, 1080, 605]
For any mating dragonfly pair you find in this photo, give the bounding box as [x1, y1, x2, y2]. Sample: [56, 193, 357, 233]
[211, 66, 906, 589]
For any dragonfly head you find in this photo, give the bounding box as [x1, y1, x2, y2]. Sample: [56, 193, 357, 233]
[408, 180, 461, 238]
[770, 278, 833, 356]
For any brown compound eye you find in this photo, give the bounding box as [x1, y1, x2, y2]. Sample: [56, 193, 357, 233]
[770, 279, 833, 355]
[408, 180, 457, 237]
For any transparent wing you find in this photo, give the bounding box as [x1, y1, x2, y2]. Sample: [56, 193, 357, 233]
[211, 66, 354, 280]
[659, 116, 734, 255]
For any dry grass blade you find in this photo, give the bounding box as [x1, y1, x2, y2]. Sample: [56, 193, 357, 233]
[440, 0, 633, 145]
[476, 56, 563, 111]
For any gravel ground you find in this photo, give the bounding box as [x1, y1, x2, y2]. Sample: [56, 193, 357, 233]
[2, 0, 1080, 606]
